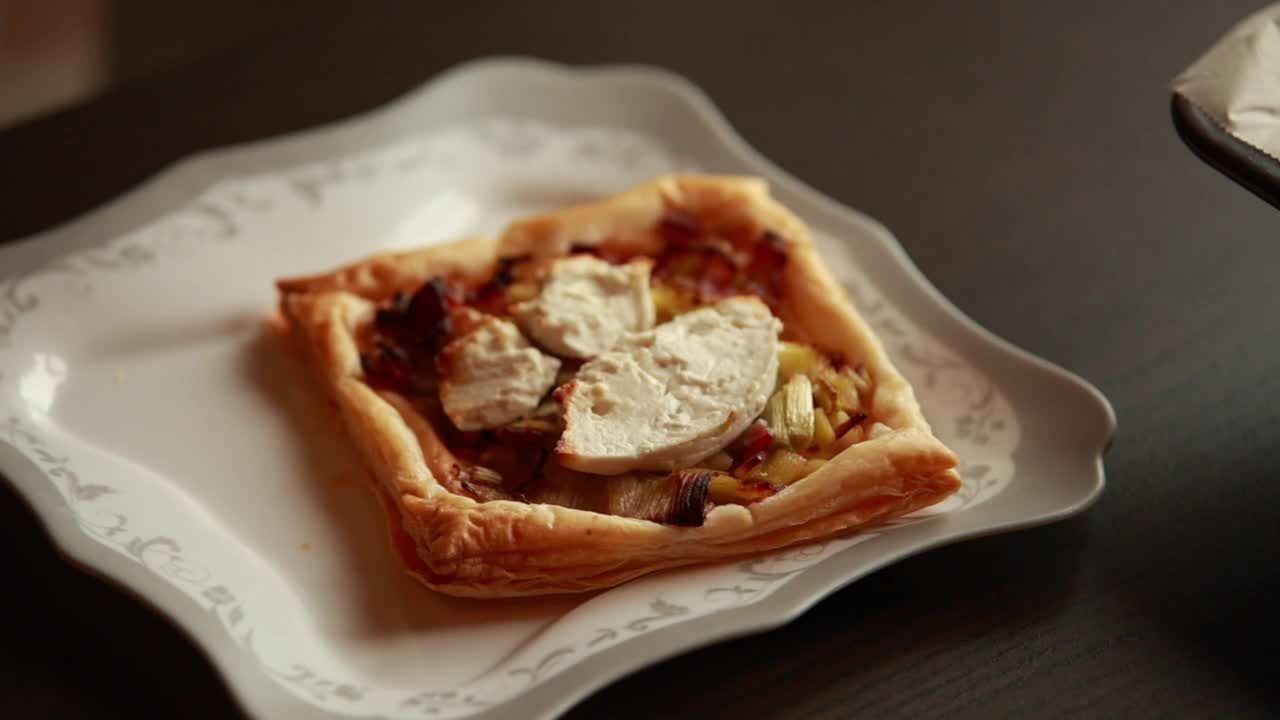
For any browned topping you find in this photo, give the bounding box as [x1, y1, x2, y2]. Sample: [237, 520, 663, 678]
[466, 255, 533, 315]
[451, 442, 548, 502]
[746, 230, 788, 300]
[362, 276, 466, 393]
[349, 206, 882, 523]
[650, 210, 789, 309]
[654, 246, 738, 302]
[384, 277, 462, 350]
[360, 340, 413, 391]
[657, 208, 704, 244]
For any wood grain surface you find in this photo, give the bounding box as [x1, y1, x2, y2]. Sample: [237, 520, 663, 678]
[2, 2, 1277, 718]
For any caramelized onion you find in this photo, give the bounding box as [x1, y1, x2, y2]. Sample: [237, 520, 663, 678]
[406, 277, 461, 350]
[651, 214, 789, 308]
[654, 246, 738, 301]
[669, 470, 714, 526]
[603, 470, 712, 526]
[522, 462, 607, 512]
[458, 464, 510, 502]
[606, 473, 676, 521]
[370, 275, 462, 371]
[527, 464, 779, 525]
[360, 340, 413, 391]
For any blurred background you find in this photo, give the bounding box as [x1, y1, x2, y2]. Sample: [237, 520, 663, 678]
[0, 0, 345, 128]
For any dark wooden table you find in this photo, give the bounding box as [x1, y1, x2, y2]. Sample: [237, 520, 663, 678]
[3, 2, 1277, 717]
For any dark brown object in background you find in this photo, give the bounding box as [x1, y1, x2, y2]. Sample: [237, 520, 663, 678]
[1, 2, 1279, 719]
[1171, 93, 1280, 211]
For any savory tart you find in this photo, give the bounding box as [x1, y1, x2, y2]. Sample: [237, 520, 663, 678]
[275, 174, 961, 597]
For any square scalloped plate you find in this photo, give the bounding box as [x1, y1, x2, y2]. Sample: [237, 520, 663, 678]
[0, 58, 1114, 720]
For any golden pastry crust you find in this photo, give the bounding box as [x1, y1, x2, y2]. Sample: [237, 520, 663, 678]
[276, 174, 961, 597]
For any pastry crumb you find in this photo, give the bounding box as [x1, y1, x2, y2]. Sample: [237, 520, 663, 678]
[300, 543, 312, 551]
[113, 369, 128, 384]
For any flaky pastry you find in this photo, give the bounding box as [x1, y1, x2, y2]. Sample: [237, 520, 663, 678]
[275, 175, 960, 597]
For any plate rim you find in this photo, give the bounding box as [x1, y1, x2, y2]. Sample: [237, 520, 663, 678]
[0, 56, 1116, 720]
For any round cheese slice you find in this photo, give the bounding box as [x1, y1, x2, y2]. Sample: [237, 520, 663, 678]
[557, 296, 781, 475]
[514, 254, 655, 359]
[437, 314, 561, 431]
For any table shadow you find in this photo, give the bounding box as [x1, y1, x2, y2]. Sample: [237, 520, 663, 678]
[1099, 458, 1280, 710]
[564, 522, 1089, 719]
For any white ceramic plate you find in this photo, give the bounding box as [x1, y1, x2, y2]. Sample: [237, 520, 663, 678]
[0, 58, 1114, 720]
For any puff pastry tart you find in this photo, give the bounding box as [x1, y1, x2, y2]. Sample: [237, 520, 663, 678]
[275, 175, 961, 597]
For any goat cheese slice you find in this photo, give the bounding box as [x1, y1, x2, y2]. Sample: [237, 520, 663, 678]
[514, 255, 656, 359]
[557, 296, 781, 475]
[437, 314, 561, 431]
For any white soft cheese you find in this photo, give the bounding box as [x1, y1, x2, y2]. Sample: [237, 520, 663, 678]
[437, 314, 561, 431]
[557, 296, 782, 475]
[514, 254, 656, 359]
